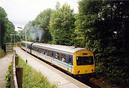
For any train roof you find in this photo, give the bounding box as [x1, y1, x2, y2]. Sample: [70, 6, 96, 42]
[22, 41, 33, 44]
[32, 43, 87, 54]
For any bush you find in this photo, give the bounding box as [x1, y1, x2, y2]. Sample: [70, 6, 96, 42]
[6, 65, 12, 88]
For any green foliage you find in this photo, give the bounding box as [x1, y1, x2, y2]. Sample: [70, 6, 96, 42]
[0, 7, 15, 50]
[6, 64, 12, 88]
[34, 8, 53, 31]
[49, 4, 75, 45]
[76, 0, 129, 86]
[33, 9, 54, 42]
[18, 1, 129, 87]
[23, 9, 54, 43]
[18, 57, 57, 88]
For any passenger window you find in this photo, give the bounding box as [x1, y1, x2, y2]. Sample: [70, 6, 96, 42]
[36, 47, 38, 51]
[68, 56, 72, 65]
[42, 50, 46, 54]
[39, 48, 41, 53]
[40, 49, 43, 53]
[34, 47, 37, 51]
[45, 50, 47, 55]
[61, 54, 66, 62]
[47, 51, 51, 56]
[51, 52, 53, 57]
[55, 53, 59, 60]
[51, 51, 55, 57]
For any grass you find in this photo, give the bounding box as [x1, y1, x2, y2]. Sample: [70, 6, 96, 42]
[6, 64, 12, 88]
[18, 56, 57, 88]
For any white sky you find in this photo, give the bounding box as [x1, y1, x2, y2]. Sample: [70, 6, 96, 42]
[0, 0, 79, 31]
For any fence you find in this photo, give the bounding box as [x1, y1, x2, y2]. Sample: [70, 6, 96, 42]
[11, 51, 23, 88]
[5, 43, 13, 52]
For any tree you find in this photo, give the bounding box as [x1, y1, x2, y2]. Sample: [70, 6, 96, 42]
[0, 7, 7, 47]
[75, 0, 129, 86]
[32, 8, 54, 43]
[0, 7, 15, 51]
[49, 3, 75, 45]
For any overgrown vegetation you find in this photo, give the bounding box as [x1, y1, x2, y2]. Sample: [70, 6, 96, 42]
[75, 1, 129, 87]
[6, 64, 12, 88]
[18, 0, 129, 87]
[0, 7, 16, 51]
[18, 57, 57, 88]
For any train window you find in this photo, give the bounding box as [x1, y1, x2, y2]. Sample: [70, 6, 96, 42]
[42, 49, 46, 54]
[61, 54, 66, 62]
[36, 47, 38, 51]
[39, 48, 42, 53]
[77, 56, 93, 65]
[68, 56, 72, 65]
[45, 50, 47, 55]
[51, 51, 54, 57]
[47, 51, 51, 56]
[37, 48, 40, 52]
[51, 51, 53, 57]
[34, 47, 37, 51]
[34, 47, 36, 50]
[55, 53, 60, 60]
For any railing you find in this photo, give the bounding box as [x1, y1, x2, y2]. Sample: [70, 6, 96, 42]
[11, 51, 23, 88]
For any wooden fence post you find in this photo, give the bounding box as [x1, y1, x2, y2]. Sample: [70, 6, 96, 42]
[16, 66, 23, 88]
[15, 55, 18, 66]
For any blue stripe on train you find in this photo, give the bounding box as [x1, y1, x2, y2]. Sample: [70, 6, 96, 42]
[32, 50, 73, 69]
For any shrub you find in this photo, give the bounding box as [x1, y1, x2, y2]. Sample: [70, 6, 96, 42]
[6, 65, 12, 88]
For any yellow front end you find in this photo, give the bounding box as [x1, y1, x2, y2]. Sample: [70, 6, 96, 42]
[73, 50, 95, 75]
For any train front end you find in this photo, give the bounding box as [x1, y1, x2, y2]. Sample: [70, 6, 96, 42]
[73, 50, 95, 75]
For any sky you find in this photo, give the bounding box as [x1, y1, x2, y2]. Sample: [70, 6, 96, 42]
[0, 0, 79, 31]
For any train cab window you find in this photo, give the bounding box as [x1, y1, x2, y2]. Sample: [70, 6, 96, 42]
[55, 53, 60, 60]
[61, 54, 66, 62]
[68, 56, 73, 65]
[77, 56, 93, 65]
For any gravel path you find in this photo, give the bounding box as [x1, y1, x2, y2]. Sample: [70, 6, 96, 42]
[0, 53, 13, 88]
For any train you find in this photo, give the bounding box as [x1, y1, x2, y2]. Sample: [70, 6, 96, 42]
[21, 41, 95, 76]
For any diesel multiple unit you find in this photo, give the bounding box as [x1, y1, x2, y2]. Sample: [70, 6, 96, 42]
[21, 41, 95, 75]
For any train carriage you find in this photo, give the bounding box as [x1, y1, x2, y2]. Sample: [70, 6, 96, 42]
[21, 41, 95, 75]
[21, 41, 32, 52]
